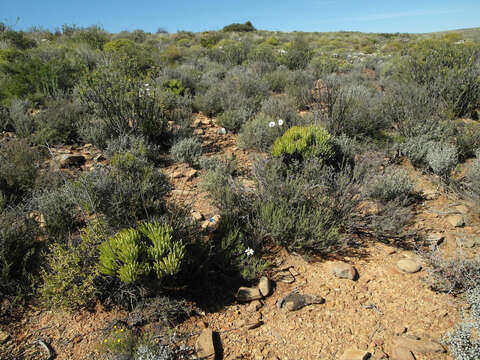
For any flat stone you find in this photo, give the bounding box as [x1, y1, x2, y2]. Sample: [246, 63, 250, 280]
[277, 291, 324, 311]
[193, 128, 205, 135]
[339, 348, 370, 360]
[236, 287, 263, 302]
[0, 330, 9, 344]
[247, 300, 263, 311]
[422, 189, 438, 200]
[272, 270, 295, 283]
[171, 171, 183, 178]
[195, 328, 215, 359]
[391, 346, 415, 360]
[201, 215, 221, 232]
[258, 276, 272, 297]
[397, 259, 421, 273]
[393, 337, 445, 353]
[447, 215, 465, 228]
[455, 205, 469, 214]
[331, 262, 358, 280]
[191, 211, 204, 221]
[426, 233, 444, 245]
[185, 169, 198, 180]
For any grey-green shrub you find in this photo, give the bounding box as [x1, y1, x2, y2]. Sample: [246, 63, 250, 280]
[170, 137, 203, 166]
[9, 99, 35, 138]
[217, 109, 249, 133]
[237, 113, 285, 152]
[426, 142, 458, 176]
[366, 167, 414, 203]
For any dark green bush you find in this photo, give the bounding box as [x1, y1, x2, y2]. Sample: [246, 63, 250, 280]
[223, 21, 256, 32]
[280, 37, 313, 70]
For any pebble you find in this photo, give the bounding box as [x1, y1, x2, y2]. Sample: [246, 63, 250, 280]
[0, 330, 10, 344]
[339, 348, 370, 360]
[331, 262, 358, 280]
[393, 337, 445, 353]
[247, 300, 263, 312]
[396, 259, 422, 274]
[447, 214, 465, 228]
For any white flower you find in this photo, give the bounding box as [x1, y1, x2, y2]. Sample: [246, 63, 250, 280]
[245, 247, 254, 256]
[277, 119, 284, 126]
[269, 121, 276, 128]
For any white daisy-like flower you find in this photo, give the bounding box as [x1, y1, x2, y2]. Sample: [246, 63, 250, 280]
[278, 119, 284, 126]
[245, 247, 254, 256]
[269, 121, 276, 128]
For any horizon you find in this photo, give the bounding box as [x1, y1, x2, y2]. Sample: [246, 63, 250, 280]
[1, 0, 479, 34]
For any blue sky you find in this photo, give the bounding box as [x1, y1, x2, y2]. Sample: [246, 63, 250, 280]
[1, 0, 478, 34]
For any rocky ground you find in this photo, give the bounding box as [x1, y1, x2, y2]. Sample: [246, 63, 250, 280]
[1, 115, 478, 360]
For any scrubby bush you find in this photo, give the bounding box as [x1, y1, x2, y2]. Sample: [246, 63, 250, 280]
[366, 167, 414, 203]
[39, 224, 103, 308]
[444, 286, 480, 359]
[217, 109, 249, 133]
[0, 205, 39, 297]
[98, 221, 185, 284]
[456, 122, 480, 160]
[465, 154, 480, 206]
[425, 142, 458, 177]
[395, 135, 433, 166]
[260, 94, 299, 125]
[0, 139, 39, 205]
[32, 97, 85, 145]
[271, 125, 335, 162]
[78, 58, 169, 146]
[263, 68, 289, 93]
[8, 99, 35, 138]
[280, 37, 313, 70]
[238, 113, 285, 152]
[170, 136, 203, 166]
[84, 147, 169, 229]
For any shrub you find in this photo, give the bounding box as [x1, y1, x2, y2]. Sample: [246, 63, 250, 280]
[223, 21, 256, 32]
[81, 147, 169, 229]
[285, 70, 315, 110]
[32, 97, 85, 145]
[425, 142, 458, 177]
[193, 86, 224, 117]
[260, 94, 299, 125]
[422, 250, 480, 294]
[104, 39, 136, 53]
[31, 184, 80, 241]
[280, 37, 313, 70]
[456, 122, 480, 160]
[237, 113, 285, 152]
[8, 99, 35, 138]
[170, 136, 203, 166]
[78, 58, 169, 146]
[39, 224, 103, 308]
[0, 104, 10, 131]
[0, 205, 39, 297]
[0, 139, 39, 205]
[98, 221, 186, 284]
[271, 125, 335, 162]
[464, 155, 480, 206]
[366, 167, 414, 203]
[444, 286, 480, 359]
[395, 135, 433, 166]
[263, 68, 289, 93]
[217, 109, 249, 133]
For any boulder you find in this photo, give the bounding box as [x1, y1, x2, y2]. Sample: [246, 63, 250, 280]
[331, 262, 358, 280]
[396, 259, 421, 274]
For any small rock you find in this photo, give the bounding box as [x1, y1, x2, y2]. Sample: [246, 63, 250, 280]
[0, 330, 10, 344]
[197, 320, 208, 329]
[455, 205, 469, 214]
[258, 276, 272, 297]
[192, 118, 202, 128]
[201, 118, 211, 126]
[247, 300, 263, 312]
[236, 287, 263, 302]
[93, 154, 106, 162]
[447, 214, 465, 228]
[422, 189, 438, 200]
[277, 291, 324, 311]
[185, 169, 198, 180]
[339, 348, 370, 360]
[396, 259, 421, 274]
[393, 337, 445, 353]
[391, 346, 415, 360]
[171, 171, 183, 178]
[394, 326, 408, 336]
[193, 128, 205, 135]
[426, 233, 444, 245]
[218, 127, 227, 135]
[201, 215, 221, 232]
[59, 154, 86, 168]
[331, 262, 358, 280]
[272, 270, 295, 283]
[195, 328, 215, 359]
[191, 211, 204, 221]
